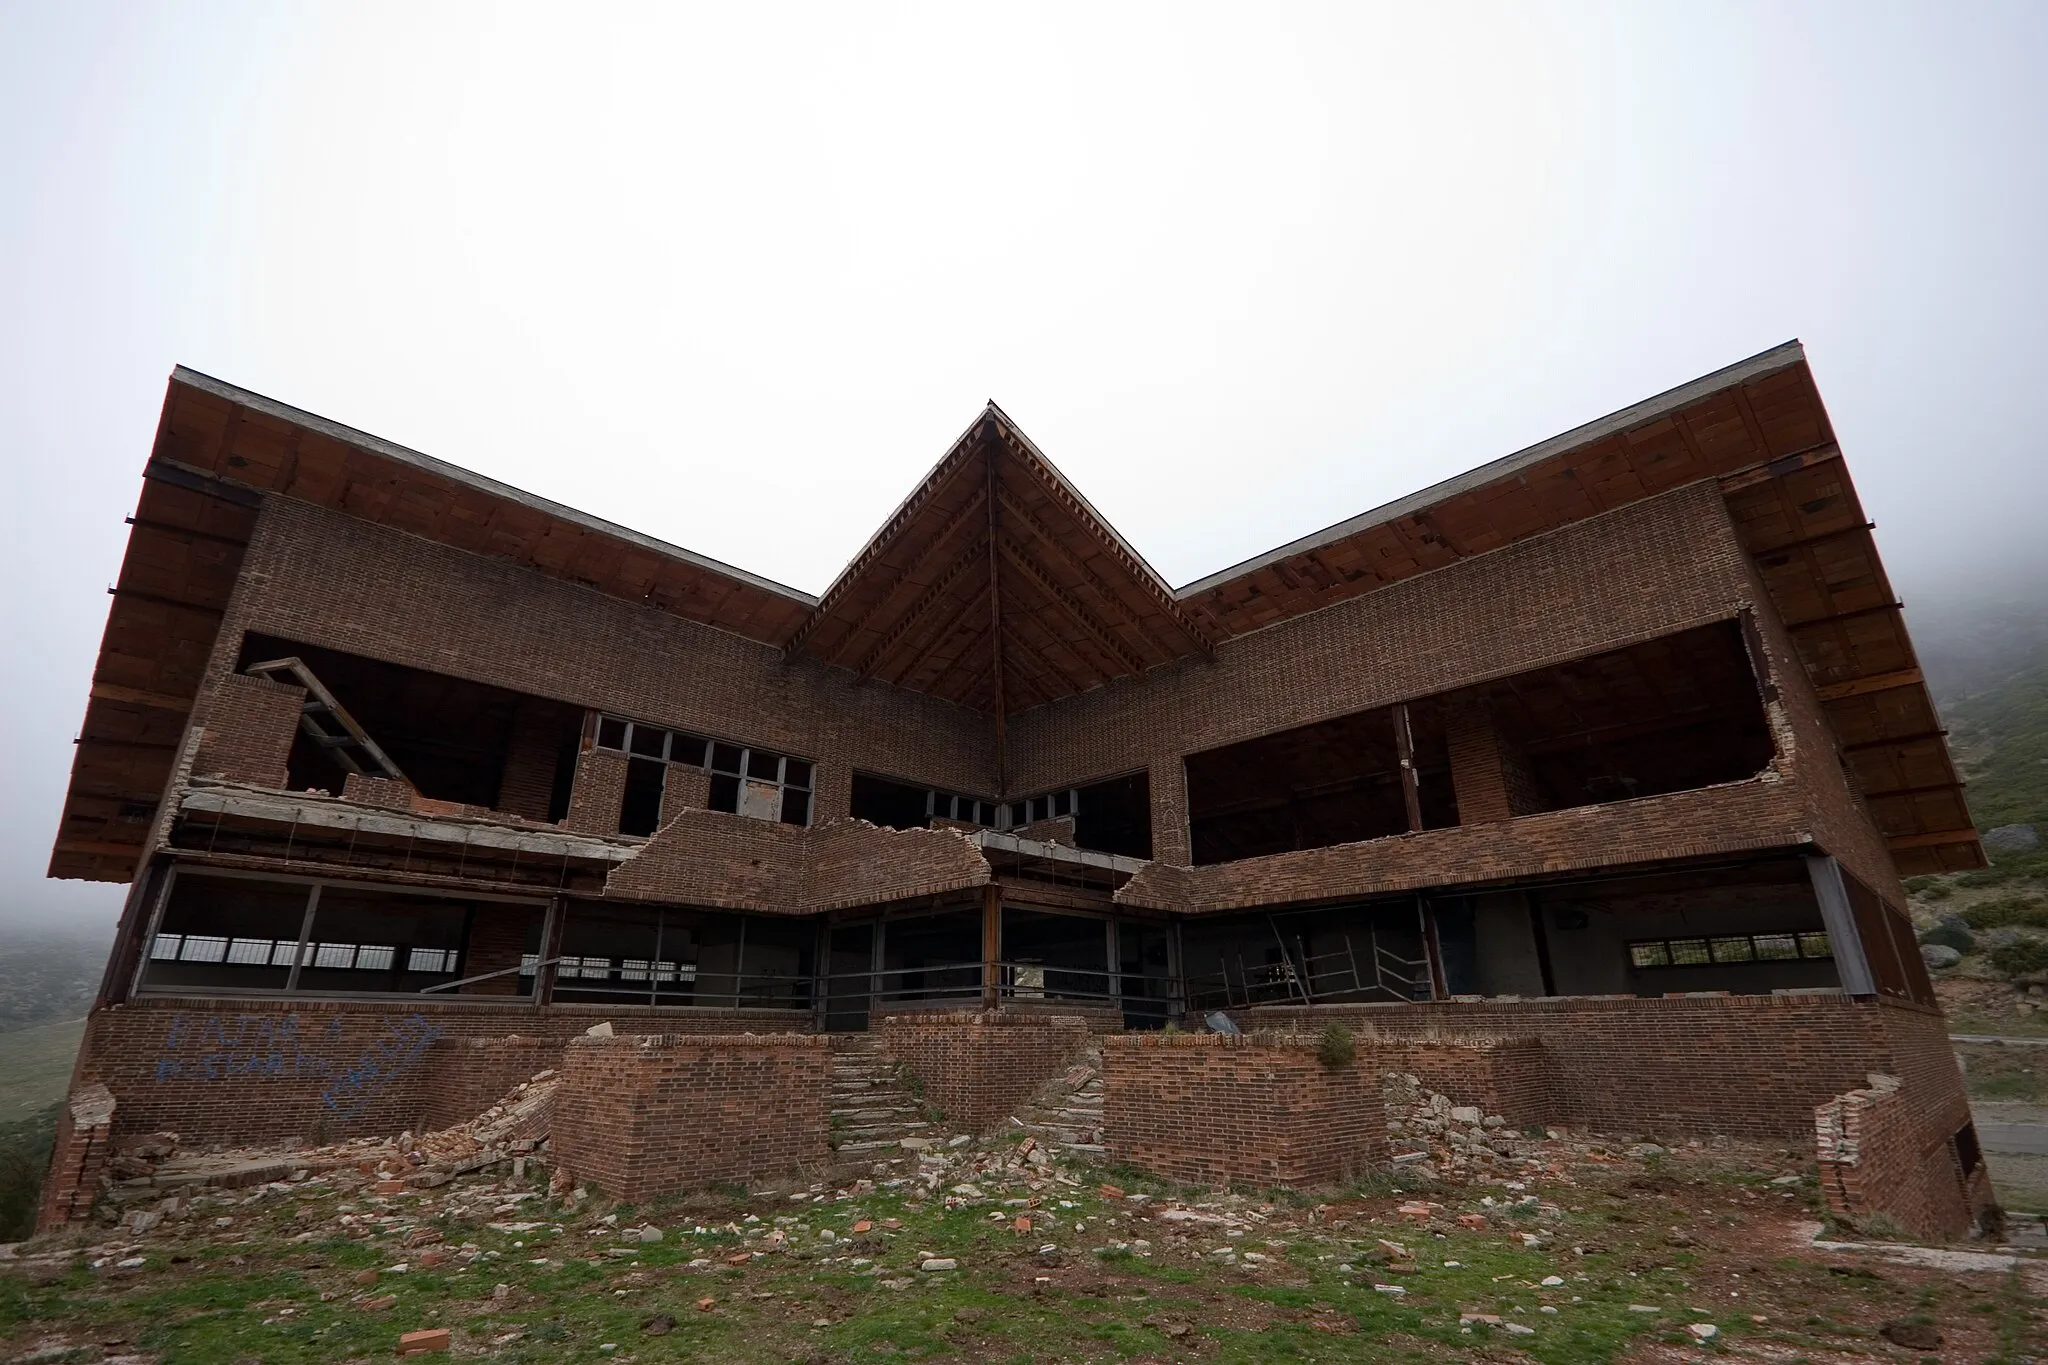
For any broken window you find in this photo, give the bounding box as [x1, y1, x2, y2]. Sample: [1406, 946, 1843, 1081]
[596, 717, 812, 832]
[1073, 773, 1152, 859]
[236, 634, 584, 818]
[550, 903, 814, 1009]
[849, 774, 1004, 830]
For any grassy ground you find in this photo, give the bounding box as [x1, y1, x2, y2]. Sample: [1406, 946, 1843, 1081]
[1958, 1042, 2048, 1104]
[3, 1138, 2041, 1364]
[0, 1017, 86, 1119]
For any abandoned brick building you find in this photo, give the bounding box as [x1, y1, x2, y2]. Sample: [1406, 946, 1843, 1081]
[43, 341, 1997, 1237]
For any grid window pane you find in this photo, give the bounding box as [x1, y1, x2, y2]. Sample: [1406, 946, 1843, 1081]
[314, 943, 355, 969]
[180, 935, 228, 963]
[710, 743, 744, 774]
[225, 938, 274, 965]
[520, 954, 539, 976]
[1667, 938, 1711, 966]
[1628, 942, 1670, 968]
[597, 716, 628, 750]
[271, 940, 303, 967]
[149, 934, 183, 961]
[783, 759, 812, 789]
[1797, 932, 1834, 959]
[629, 724, 667, 758]
[1709, 936, 1756, 963]
[746, 749, 781, 781]
[670, 734, 708, 767]
[355, 945, 396, 971]
[1753, 934, 1800, 960]
[407, 947, 454, 973]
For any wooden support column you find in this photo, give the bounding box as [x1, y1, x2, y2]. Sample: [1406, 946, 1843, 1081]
[535, 895, 567, 1005]
[1392, 704, 1425, 833]
[1417, 894, 1449, 1000]
[981, 882, 1003, 1010]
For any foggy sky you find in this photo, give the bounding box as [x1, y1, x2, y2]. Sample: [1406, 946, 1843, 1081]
[4, 2, 2046, 932]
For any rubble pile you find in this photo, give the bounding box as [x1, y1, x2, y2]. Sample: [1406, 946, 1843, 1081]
[1382, 1073, 1531, 1183]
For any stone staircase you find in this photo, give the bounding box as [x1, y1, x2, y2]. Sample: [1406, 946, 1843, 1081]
[1009, 1039, 1106, 1160]
[828, 1035, 934, 1156]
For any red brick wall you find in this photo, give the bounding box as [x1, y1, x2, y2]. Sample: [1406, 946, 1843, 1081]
[1816, 1077, 1979, 1240]
[563, 747, 629, 835]
[603, 810, 991, 914]
[1101, 1033, 1383, 1186]
[1120, 780, 1810, 914]
[551, 1033, 830, 1201]
[35, 1083, 115, 1232]
[68, 996, 811, 1145]
[1244, 995, 1903, 1140]
[191, 671, 304, 788]
[458, 910, 531, 996]
[662, 762, 711, 812]
[1445, 699, 1542, 823]
[197, 497, 998, 823]
[1372, 1035, 1552, 1128]
[877, 1012, 1091, 1133]
[417, 1036, 565, 1132]
[498, 699, 574, 822]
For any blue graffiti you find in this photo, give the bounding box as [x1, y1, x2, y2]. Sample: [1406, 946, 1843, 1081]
[320, 1015, 447, 1119]
[150, 1012, 448, 1120]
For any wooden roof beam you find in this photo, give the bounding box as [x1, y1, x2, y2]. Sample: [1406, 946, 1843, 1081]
[791, 486, 987, 665]
[852, 540, 985, 678]
[997, 537, 1149, 676]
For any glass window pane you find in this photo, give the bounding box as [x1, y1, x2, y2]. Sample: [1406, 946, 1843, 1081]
[597, 716, 628, 750]
[1797, 932, 1834, 959]
[1628, 941, 1669, 968]
[520, 954, 539, 976]
[621, 958, 651, 981]
[1667, 938, 1711, 966]
[629, 724, 667, 758]
[225, 938, 272, 966]
[149, 934, 182, 961]
[783, 759, 812, 790]
[314, 943, 354, 969]
[1709, 936, 1756, 963]
[271, 940, 302, 967]
[747, 749, 781, 781]
[710, 743, 744, 774]
[356, 945, 396, 971]
[1753, 933, 1799, 960]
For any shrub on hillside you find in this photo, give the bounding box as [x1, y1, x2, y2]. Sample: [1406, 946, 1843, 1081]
[1960, 896, 2048, 930]
[1987, 937, 2048, 979]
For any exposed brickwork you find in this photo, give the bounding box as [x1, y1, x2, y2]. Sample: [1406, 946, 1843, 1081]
[604, 812, 990, 914]
[1120, 780, 1809, 914]
[1370, 1035, 1552, 1129]
[1244, 995, 1912, 1141]
[1101, 1033, 1382, 1186]
[563, 747, 629, 835]
[551, 1033, 830, 1201]
[34, 1083, 115, 1232]
[662, 762, 711, 812]
[1014, 817, 1077, 846]
[877, 1012, 1091, 1133]
[1445, 699, 1542, 823]
[417, 1036, 565, 1132]
[68, 996, 810, 1146]
[1816, 1076, 1980, 1240]
[458, 910, 531, 996]
[498, 699, 575, 821]
[191, 671, 304, 788]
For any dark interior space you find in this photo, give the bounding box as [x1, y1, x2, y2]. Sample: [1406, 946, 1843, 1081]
[1185, 704, 1451, 865]
[620, 756, 668, 837]
[1074, 772, 1153, 858]
[1470, 620, 1774, 813]
[880, 908, 982, 1003]
[1003, 907, 1109, 999]
[238, 633, 583, 813]
[850, 772, 934, 830]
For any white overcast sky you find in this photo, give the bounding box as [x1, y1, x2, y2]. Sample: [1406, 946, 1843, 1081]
[3, 2, 2045, 930]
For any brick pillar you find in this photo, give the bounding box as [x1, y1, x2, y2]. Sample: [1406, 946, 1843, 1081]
[460, 910, 532, 996]
[191, 672, 306, 788]
[35, 1083, 116, 1232]
[561, 748, 630, 835]
[663, 763, 712, 813]
[1148, 755, 1191, 865]
[497, 699, 575, 821]
[1446, 698, 1541, 824]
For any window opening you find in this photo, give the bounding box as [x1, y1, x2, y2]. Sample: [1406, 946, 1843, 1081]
[595, 717, 811, 829]
[1626, 932, 1834, 969]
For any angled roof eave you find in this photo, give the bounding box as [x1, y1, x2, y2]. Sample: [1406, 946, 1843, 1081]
[168, 366, 819, 608]
[1175, 340, 1809, 598]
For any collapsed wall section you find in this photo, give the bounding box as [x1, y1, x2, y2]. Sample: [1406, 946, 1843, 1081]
[877, 1012, 1091, 1133]
[550, 1033, 831, 1201]
[1815, 1077, 1988, 1241]
[34, 1083, 116, 1232]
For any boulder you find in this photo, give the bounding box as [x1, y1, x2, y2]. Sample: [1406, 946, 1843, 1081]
[1983, 824, 2040, 854]
[1921, 944, 1962, 969]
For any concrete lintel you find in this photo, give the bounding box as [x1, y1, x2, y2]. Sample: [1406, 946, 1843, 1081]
[178, 786, 638, 863]
[969, 828, 1149, 874]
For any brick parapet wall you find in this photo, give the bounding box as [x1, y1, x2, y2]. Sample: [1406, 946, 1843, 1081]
[1370, 1035, 1552, 1128]
[876, 1012, 1092, 1133]
[604, 811, 991, 914]
[417, 1036, 566, 1132]
[1101, 1033, 1382, 1187]
[67, 996, 811, 1146]
[551, 1033, 831, 1202]
[190, 671, 304, 789]
[34, 1083, 116, 1232]
[1120, 781, 1808, 914]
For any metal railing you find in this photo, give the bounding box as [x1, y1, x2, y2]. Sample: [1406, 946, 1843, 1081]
[1184, 929, 1430, 1012]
